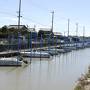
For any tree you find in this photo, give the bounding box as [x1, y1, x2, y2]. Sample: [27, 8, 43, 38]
[1, 25, 8, 34]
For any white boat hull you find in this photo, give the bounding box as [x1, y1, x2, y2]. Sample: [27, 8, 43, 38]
[0, 57, 22, 66]
[20, 51, 50, 58]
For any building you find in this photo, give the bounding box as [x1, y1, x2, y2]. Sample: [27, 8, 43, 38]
[71, 36, 80, 43]
[8, 25, 28, 30]
[27, 28, 38, 39]
[53, 32, 62, 38]
[38, 28, 53, 38]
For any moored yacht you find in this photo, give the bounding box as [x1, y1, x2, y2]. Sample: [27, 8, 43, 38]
[20, 51, 50, 58]
[0, 56, 23, 66]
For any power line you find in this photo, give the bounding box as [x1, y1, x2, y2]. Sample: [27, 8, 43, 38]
[0, 11, 16, 17]
[22, 17, 50, 27]
[30, 1, 50, 13]
[0, 10, 50, 27]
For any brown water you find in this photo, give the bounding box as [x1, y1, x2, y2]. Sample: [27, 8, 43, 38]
[0, 48, 90, 90]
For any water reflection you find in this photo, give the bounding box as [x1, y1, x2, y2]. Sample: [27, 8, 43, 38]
[0, 49, 90, 90]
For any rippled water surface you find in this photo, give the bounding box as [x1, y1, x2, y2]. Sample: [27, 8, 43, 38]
[0, 48, 90, 90]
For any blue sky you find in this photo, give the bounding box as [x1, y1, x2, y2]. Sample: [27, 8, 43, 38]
[0, 0, 90, 36]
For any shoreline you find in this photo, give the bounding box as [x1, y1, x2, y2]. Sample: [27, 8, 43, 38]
[74, 66, 90, 90]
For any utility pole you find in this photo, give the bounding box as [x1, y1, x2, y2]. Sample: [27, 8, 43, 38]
[83, 26, 85, 38]
[67, 19, 70, 47]
[68, 19, 70, 37]
[51, 11, 54, 32]
[18, 0, 22, 30]
[76, 23, 78, 48]
[17, 0, 22, 52]
[34, 25, 36, 31]
[64, 31, 66, 37]
[83, 26, 85, 47]
[76, 23, 78, 37]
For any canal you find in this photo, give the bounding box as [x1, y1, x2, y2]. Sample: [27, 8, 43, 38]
[0, 48, 90, 90]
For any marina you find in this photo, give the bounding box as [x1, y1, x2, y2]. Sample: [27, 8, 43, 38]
[0, 41, 90, 66]
[0, 0, 90, 89]
[0, 48, 90, 90]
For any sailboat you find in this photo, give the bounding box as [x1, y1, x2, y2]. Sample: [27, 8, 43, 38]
[20, 33, 50, 58]
[0, 57, 23, 66]
[0, 32, 25, 66]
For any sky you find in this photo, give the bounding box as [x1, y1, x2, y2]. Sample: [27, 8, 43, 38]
[0, 0, 90, 36]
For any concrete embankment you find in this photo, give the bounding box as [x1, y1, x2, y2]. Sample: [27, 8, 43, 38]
[74, 66, 90, 90]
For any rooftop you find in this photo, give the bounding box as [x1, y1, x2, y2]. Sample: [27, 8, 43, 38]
[7, 25, 28, 30]
[53, 32, 62, 36]
[39, 28, 51, 31]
